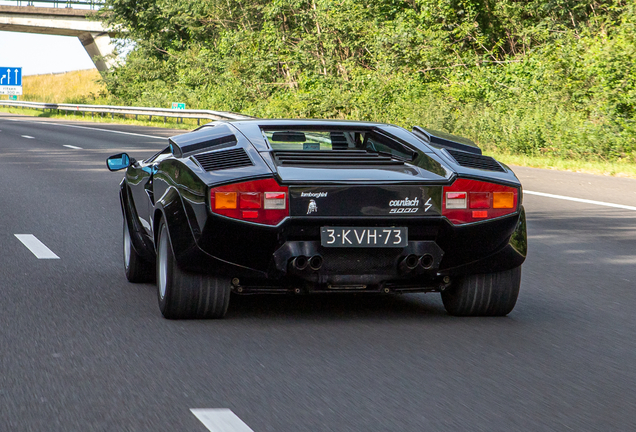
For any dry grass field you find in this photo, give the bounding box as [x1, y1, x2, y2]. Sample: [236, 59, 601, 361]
[14, 69, 106, 103]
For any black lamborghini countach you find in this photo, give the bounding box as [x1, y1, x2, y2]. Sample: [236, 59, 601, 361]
[107, 120, 526, 319]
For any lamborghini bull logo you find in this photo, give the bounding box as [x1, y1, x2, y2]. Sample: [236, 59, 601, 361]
[307, 199, 318, 214]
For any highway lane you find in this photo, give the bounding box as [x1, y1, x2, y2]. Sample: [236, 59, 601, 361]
[1, 113, 636, 432]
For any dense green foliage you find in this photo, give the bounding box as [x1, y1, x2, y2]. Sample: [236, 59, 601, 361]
[99, 0, 636, 160]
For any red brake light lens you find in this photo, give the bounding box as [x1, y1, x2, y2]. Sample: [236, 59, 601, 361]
[443, 179, 519, 225]
[240, 192, 261, 209]
[469, 192, 491, 209]
[210, 178, 288, 225]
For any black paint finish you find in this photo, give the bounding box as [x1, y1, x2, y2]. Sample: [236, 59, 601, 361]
[112, 119, 526, 292]
[289, 185, 442, 217]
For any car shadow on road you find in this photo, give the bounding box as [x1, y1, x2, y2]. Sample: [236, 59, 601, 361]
[225, 292, 449, 320]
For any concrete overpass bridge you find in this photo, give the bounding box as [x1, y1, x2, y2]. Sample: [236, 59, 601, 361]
[0, 1, 115, 71]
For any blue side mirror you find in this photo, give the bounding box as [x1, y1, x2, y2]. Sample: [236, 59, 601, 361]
[107, 153, 131, 171]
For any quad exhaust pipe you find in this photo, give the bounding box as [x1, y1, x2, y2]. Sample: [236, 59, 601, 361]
[400, 254, 420, 272]
[419, 254, 434, 269]
[291, 255, 308, 271]
[309, 255, 323, 271]
[400, 253, 436, 272]
[291, 255, 323, 271]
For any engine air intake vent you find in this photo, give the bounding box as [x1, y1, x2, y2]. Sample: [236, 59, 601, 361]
[273, 150, 404, 166]
[193, 148, 253, 171]
[446, 149, 505, 172]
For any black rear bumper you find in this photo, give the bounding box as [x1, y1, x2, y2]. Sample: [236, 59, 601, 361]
[172, 207, 527, 292]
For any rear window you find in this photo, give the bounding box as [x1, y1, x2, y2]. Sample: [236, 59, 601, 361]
[261, 129, 415, 160]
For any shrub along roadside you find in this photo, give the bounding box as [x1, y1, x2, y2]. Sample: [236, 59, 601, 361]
[96, 0, 636, 164]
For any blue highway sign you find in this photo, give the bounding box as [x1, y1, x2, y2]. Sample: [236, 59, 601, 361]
[0, 67, 22, 86]
[0, 67, 23, 95]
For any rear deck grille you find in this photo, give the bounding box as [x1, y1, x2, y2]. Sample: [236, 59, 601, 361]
[273, 150, 404, 166]
[193, 148, 253, 171]
[446, 149, 505, 172]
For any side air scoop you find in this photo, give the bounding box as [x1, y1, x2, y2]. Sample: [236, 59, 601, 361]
[412, 126, 481, 155]
[169, 124, 237, 158]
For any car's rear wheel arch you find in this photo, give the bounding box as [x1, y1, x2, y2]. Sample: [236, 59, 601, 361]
[153, 193, 198, 269]
[153, 208, 165, 252]
[155, 218, 231, 319]
[121, 181, 155, 262]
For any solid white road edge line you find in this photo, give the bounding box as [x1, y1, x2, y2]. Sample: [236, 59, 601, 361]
[191, 409, 255, 432]
[21, 135, 34, 139]
[63, 144, 83, 150]
[524, 190, 636, 211]
[14, 235, 60, 259]
[36, 122, 167, 139]
[5, 117, 166, 139]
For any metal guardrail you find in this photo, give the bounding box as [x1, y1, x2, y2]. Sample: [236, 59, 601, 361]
[13, 0, 103, 9]
[0, 100, 253, 124]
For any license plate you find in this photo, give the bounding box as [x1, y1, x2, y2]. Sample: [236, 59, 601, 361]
[320, 227, 408, 248]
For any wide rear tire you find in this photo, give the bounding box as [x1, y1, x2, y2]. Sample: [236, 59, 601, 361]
[123, 219, 155, 283]
[156, 220, 231, 319]
[441, 266, 521, 316]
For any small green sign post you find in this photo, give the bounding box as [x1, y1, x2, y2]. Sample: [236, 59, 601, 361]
[171, 102, 186, 110]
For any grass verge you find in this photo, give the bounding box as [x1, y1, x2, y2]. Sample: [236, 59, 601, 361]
[2, 106, 636, 179]
[487, 152, 636, 179]
[2, 69, 106, 104]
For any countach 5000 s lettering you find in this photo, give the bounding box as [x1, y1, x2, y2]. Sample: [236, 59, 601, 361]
[108, 120, 527, 319]
[389, 197, 423, 213]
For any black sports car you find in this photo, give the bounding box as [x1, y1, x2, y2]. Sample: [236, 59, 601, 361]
[107, 120, 526, 319]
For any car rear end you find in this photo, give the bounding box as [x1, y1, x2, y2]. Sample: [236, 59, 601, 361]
[196, 122, 526, 295]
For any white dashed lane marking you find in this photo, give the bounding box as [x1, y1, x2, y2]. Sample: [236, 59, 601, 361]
[524, 190, 636, 211]
[191, 409, 254, 432]
[63, 145, 83, 150]
[21, 135, 34, 139]
[14, 234, 60, 259]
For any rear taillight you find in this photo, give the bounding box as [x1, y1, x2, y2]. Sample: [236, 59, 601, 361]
[210, 178, 289, 225]
[442, 178, 519, 225]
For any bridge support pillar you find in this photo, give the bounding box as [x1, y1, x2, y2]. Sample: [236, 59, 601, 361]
[79, 32, 115, 72]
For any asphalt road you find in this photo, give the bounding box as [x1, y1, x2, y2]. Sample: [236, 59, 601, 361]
[1, 113, 636, 432]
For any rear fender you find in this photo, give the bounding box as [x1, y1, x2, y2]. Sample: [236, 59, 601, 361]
[441, 206, 527, 277]
[153, 187, 198, 266]
[120, 180, 155, 262]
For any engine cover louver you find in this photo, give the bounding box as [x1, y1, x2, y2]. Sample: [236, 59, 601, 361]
[446, 149, 505, 172]
[273, 150, 404, 166]
[193, 148, 253, 171]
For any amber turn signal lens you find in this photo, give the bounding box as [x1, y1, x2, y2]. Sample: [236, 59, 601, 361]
[493, 192, 514, 209]
[215, 192, 237, 209]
